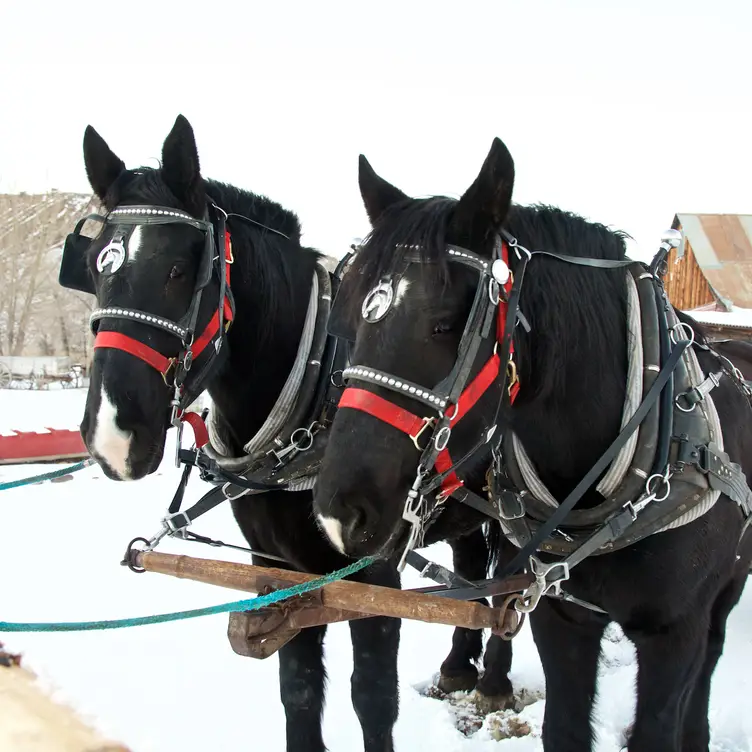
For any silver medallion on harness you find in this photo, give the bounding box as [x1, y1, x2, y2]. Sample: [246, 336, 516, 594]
[362, 281, 394, 323]
[96, 238, 126, 274]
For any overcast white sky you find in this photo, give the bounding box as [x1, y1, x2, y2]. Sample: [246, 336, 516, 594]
[1, 0, 750, 262]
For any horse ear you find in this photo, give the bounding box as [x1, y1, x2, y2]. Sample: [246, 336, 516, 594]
[358, 154, 410, 225]
[83, 126, 125, 204]
[450, 137, 515, 251]
[161, 114, 205, 217]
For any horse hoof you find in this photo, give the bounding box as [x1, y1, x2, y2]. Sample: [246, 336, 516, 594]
[437, 669, 478, 693]
[473, 690, 516, 714]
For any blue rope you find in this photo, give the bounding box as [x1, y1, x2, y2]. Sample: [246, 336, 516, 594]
[0, 458, 95, 491]
[0, 555, 375, 633]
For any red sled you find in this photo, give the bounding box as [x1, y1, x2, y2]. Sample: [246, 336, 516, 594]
[0, 428, 89, 465]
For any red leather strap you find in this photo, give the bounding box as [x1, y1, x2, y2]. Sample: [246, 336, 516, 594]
[193, 310, 221, 358]
[496, 241, 520, 405]
[180, 410, 210, 448]
[94, 230, 234, 375]
[435, 449, 463, 496]
[223, 230, 234, 326]
[94, 331, 172, 375]
[339, 388, 428, 438]
[447, 352, 501, 424]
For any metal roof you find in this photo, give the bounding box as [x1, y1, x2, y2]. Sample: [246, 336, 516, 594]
[673, 213, 752, 309]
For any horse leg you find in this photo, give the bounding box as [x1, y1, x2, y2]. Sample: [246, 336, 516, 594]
[438, 529, 489, 693]
[348, 560, 401, 752]
[530, 598, 608, 752]
[278, 625, 329, 752]
[622, 612, 710, 752]
[680, 573, 748, 752]
[474, 533, 518, 711]
[474, 629, 515, 712]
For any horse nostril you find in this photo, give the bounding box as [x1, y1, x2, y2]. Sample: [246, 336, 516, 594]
[340, 499, 375, 546]
[317, 496, 375, 555]
[349, 505, 367, 533]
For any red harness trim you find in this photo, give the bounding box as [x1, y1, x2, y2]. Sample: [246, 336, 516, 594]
[448, 352, 501, 424]
[339, 388, 429, 438]
[94, 331, 174, 375]
[338, 241, 518, 499]
[93, 229, 234, 378]
[180, 410, 210, 448]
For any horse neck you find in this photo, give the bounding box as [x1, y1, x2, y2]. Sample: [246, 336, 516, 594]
[208, 232, 319, 453]
[509, 255, 629, 505]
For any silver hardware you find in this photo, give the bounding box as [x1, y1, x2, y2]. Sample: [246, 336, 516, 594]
[625, 466, 673, 520]
[270, 422, 322, 466]
[488, 278, 500, 305]
[290, 424, 318, 452]
[139, 523, 171, 553]
[434, 425, 451, 451]
[162, 510, 191, 535]
[515, 557, 570, 614]
[491, 258, 510, 285]
[675, 393, 697, 413]
[221, 481, 252, 502]
[362, 281, 394, 323]
[398, 469, 429, 571]
[670, 322, 695, 347]
[211, 203, 228, 220]
[645, 468, 672, 503]
[170, 387, 184, 467]
[96, 238, 126, 273]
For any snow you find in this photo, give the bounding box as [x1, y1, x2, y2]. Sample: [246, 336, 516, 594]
[688, 306, 752, 329]
[1, 389, 751, 751]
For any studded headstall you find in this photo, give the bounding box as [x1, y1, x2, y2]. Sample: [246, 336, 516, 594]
[337, 232, 531, 568]
[59, 203, 236, 450]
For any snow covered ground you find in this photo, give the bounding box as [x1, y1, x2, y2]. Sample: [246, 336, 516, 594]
[1, 389, 751, 751]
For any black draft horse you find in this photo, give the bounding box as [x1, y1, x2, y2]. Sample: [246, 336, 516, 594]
[63, 115, 512, 752]
[313, 136, 752, 751]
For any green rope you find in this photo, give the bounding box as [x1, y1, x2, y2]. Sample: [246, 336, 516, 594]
[0, 555, 375, 633]
[0, 458, 95, 491]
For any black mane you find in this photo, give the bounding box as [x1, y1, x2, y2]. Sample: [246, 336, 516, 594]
[105, 166, 302, 242]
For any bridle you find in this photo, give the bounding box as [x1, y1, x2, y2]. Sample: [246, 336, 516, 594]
[60, 201, 236, 448]
[337, 231, 530, 567]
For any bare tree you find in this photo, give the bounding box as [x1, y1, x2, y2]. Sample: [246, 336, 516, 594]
[0, 192, 97, 361]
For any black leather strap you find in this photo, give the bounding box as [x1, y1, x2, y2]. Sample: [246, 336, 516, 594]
[492, 338, 691, 580]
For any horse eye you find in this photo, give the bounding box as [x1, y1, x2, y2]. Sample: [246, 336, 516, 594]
[432, 321, 453, 336]
[169, 264, 184, 280]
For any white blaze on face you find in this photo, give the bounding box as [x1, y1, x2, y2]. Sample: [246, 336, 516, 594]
[126, 226, 143, 263]
[317, 515, 345, 554]
[394, 278, 410, 307]
[92, 385, 133, 479]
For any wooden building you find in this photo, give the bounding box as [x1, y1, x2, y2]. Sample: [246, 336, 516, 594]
[662, 213, 752, 341]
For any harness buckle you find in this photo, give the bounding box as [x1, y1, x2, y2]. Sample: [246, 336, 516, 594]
[162, 510, 191, 535]
[434, 425, 451, 452]
[515, 557, 570, 614]
[488, 278, 500, 306]
[398, 468, 430, 571]
[221, 481, 252, 502]
[506, 359, 519, 395]
[410, 417, 436, 451]
[162, 357, 178, 386]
